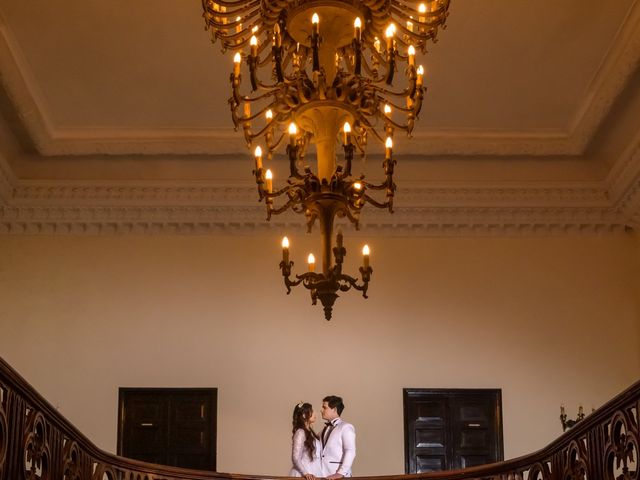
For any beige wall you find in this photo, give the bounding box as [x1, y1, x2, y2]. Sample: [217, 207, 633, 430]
[0, 233, 639, 476]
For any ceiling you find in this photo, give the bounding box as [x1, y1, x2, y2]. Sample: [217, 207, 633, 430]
[0, 0, 639, 235]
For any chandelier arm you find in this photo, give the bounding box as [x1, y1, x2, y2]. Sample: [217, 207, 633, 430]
[208, 19, 263, 40]
[264, 182, 305, 200]
[371, 83, 415, 98]
[245, 102, 278, 122]
[246, 119, 278, 141]
[266, 132, 287, 153]
[279, 260, 303, 294]
[390, 0, 451, 26]
[380, 93, 420, 113]
[341, 206, 362, 230]
[335, 272, 371, 299]
[235, 86, 280, 102]
[360, 58, 387, 84]
[297, 272, 325, 291]
[283, 275, 304, 294]
[203, 0, 261, 12]
[213, 18, 261, 40]
[257, 46, 276, 68]
[389, 1, 447, 20]
[362, 178, 390, 191]
[378, 115, 411, 131]
[355, 116, 385, 145]
[218, 33, 253, 50]
[266, 198, 296, 218]
[361, 194, 391, 210]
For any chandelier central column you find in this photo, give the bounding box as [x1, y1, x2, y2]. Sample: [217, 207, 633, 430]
[295, 103, 352, 181]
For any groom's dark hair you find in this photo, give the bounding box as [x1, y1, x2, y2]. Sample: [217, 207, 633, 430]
[323, 395, 344, 415]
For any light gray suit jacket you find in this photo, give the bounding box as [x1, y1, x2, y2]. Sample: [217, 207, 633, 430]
[320, 418, 356, 477]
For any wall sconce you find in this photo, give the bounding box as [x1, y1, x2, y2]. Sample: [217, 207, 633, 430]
[560, 404, 586, 432]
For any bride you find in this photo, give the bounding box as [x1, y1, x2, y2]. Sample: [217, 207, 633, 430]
[289, 402, 322, 479]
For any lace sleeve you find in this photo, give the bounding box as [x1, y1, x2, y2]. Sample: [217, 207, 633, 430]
[291, 429, 309, 475]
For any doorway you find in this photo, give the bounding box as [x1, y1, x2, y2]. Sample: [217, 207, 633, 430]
[117, 388, 217, 471]
[403, 388, 503, 473]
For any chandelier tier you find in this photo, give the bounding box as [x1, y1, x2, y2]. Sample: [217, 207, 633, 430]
[202, 0, 450, 320]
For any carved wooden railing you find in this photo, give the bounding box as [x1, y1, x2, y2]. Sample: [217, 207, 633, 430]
[0, 355, 638, 480]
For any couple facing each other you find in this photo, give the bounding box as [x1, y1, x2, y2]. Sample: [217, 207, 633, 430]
[290, 395, 356, 480]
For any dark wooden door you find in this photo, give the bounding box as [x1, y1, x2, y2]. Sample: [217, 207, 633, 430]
[404, 389, 503, 473]
[118, 388, 217, 471]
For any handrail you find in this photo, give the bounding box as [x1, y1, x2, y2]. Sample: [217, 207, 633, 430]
[0, 355, 638, 480]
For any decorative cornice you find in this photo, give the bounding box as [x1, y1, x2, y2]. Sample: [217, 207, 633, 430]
[0, 204, 630, 236]
[11, 182, 258, 206]
[0, 134, 636, 235]
[10, 180, 609, 207]
[0, 4, 638, 157]
[0, 177, 633, 236]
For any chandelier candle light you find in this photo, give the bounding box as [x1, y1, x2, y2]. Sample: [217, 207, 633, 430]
[202, 0, 451, 320]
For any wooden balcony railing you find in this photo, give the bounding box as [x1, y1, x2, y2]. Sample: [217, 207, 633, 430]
[0, 355, 638, 480]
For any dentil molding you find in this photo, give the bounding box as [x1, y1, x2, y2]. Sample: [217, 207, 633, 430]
[0, 203, 630, 236]
[0, 177, 634, 236]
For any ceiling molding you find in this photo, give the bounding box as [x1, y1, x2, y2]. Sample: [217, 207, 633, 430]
[0, 13, 55, 154]
[0, 5, 638, 157]
[2, 133, 638, 234]
[607, 129, 640, 200]
[0, 203, 631, 237]
[10, 180, 609, 208]
[0, 174, 634, 236]
[567, 0, 640, 153]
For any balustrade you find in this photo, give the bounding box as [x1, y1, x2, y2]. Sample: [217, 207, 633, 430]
[0, 356, 638, 480]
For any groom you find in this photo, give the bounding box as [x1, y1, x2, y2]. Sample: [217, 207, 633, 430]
[320, 395, 356, 478]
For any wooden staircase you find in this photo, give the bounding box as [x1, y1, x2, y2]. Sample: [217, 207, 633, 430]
[0, 356, 637, 480]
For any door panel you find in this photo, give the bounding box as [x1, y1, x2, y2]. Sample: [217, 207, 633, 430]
[404, 389, 503, 473]
[118, 388, 217, 471]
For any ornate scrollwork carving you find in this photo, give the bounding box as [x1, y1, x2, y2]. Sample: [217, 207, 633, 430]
[563, 438, 591, 480]
[23, 410, 50, 480]
[526, 461, 552, 480]
[63, 440, 83, 480]
[605, 410, 639, 480]
[92, 462, 117, 480]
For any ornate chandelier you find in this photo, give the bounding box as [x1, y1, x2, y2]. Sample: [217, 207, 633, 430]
[202, 0, 450, 320]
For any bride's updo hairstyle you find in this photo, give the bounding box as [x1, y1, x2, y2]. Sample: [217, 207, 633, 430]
[292, 402, 318, 460]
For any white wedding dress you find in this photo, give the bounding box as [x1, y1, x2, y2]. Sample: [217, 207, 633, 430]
[289, 428, 322, 477]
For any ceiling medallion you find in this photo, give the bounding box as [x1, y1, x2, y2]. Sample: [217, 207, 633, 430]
[202, 0, 451, 319]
